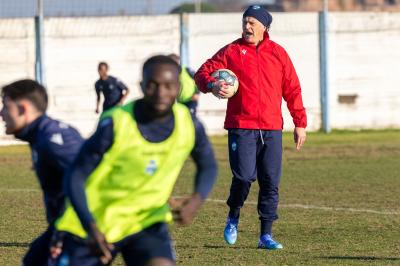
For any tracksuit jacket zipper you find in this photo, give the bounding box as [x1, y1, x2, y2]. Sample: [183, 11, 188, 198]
[256, 46, 265, 145]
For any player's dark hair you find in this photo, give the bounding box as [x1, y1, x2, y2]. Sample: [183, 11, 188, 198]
[98, 62, 109, 70]
[167, 53, 180, 64]
[143, 55, 181, 75]
[1, 79, 48, 113]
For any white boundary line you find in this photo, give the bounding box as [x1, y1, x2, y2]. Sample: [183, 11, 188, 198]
[173, 196, 400, 216]
[0, 188, 41, 192]
[1, 189, 399, 216]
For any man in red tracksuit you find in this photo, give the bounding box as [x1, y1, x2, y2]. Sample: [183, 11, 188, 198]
[194, 5, 307, 250]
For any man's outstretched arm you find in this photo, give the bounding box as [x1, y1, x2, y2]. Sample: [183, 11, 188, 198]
[64, 118, 114, 232]
[172, 116, 218, 225]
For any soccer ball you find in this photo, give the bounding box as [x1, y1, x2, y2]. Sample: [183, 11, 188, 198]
[211, 69, 239, 99]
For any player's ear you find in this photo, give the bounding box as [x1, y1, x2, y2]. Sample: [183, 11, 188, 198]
[16, 101, 27, 116]
[17, 105, 24, 115]
[140, 81, 145, 94]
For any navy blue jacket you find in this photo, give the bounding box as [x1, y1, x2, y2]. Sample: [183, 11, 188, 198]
[95, 75, 128, 111]
[65, 100, 218, 231]
[16, 115, 84, 225]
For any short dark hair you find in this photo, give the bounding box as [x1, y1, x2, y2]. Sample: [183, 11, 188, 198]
[1, 79, 48, 113]
[143, 55, 181, 75]
[167, 53, 180, 64]
[98, 62, 109, 70]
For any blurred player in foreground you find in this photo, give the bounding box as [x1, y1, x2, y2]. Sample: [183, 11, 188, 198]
[195, 5, 307, 249]
[52, 55, 218, 265]
[0, 79, 83, 265]
[168, 54, 200, 115]
[95, 62, 129, 113]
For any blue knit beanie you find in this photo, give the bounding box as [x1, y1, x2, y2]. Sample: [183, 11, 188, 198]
[243, 5, 273, 27]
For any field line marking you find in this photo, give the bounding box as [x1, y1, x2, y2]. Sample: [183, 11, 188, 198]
[0, 188, 41, 192]
[1, 189, 398, 215]
[173, 196, 400, 216]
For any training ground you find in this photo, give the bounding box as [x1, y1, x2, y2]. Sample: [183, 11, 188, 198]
[0, 130, 399, 265]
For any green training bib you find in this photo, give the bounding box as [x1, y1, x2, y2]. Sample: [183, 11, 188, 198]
[56, 101, 195, 243]
[178, 67, 197, 103]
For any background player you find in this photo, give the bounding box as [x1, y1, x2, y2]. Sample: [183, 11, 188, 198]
[0, 79, 83, 265]
[168, 54, 200, 115]
[95, 62, 130, 113]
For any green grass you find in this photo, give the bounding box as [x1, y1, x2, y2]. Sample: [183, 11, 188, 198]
[1, 130, 400, 265]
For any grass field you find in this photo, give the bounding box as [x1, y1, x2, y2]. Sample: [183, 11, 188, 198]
[1, 130, 399, 265]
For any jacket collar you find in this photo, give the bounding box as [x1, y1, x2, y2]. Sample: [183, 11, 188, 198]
[15, 114, 48, 144]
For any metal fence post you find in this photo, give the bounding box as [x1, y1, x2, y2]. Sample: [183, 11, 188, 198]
[180, 13, 190, 67]
[319, 7, 330, 133]
[34, 0, 45, 86]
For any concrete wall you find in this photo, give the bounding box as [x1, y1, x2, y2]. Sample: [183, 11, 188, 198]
[1, 12, 400, 143]
[189, 12, 400, 132]
[0, 15, 181, 141]
[44, 16, 180, 136]
[328, 12, 400, 129]
[0, 18, 35, 143]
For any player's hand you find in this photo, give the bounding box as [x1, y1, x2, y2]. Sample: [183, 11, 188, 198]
[191, 93, 200, 102]
[49, 230, 65, 259]
[95, 108, 99, 114]
[211, 81, 231, 99]
[118, 95, 127, 105]
[294, 127, 306, 150]
[87, 223, 113, 265]
[171, 193, 203, 225]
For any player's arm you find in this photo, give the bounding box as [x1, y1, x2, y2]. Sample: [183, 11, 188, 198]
[186, 67, 196, 79]
[190, 117, 218, 200]
[172, 116, 218, 225]
[278, 46, 307, 150]
[64, 118, 114, 232]
[117, 79, 129, 104]
[44, 128, 83, 260]
[186, 67, 201, 101]
[95, 83, 101, 114]
[194, 45, 230, 95]
[62, 118, 114, 263]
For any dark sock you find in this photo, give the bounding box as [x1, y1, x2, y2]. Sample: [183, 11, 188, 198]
[228, 208, 240, 220]
[260, 220, 273, 236]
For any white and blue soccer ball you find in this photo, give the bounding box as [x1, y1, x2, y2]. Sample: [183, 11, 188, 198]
[211, 69, 239, 99]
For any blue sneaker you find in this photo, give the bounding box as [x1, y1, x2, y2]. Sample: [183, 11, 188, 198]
[258, 234, 283, 250]
[224, 217, 238, 245]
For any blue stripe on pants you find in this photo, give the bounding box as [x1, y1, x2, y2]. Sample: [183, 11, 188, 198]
[227, 129, 282, 222]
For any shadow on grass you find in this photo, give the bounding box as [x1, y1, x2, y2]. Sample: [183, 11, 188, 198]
[0, 242, 30, 248]
[319, 256, 400, 261]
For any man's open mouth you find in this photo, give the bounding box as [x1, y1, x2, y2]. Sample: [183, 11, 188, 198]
[244, 31, 253, 37]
